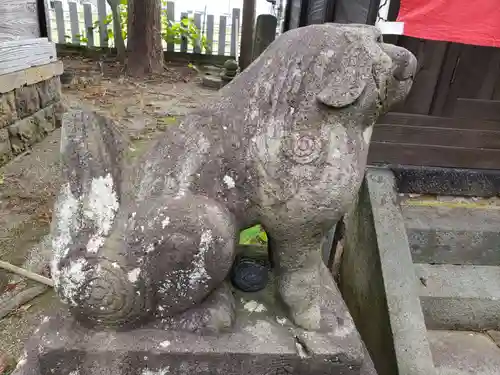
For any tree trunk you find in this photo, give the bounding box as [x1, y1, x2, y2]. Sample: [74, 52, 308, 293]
[239, 0, 256, 71]
[126, 0, 163, 77]
[107, 0, 126, 62]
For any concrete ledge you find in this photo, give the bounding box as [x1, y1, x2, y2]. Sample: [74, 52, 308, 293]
[341, 167, 436, 375]
[0, 61, 64, 94]
[403, 205, 500, 265]
[389, 165, 500, 198]
[415, 264, 500, 330]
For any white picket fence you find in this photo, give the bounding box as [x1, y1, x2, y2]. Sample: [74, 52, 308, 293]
[48, 0, 241, 56]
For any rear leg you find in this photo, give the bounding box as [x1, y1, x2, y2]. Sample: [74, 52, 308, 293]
[160, 282, 236, 334]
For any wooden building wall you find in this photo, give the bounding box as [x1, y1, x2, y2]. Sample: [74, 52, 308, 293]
[370, 38, 500, 170]
[0, 0, 41, 41]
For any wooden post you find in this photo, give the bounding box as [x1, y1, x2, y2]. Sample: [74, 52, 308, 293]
[97, 0, 108, 47]
[180, 12, 188, 53]
[239, 0, 255, 70]
[69, 2, 80, 45]
[218, 15, 227, 56]
[166, 1, 175, 51]
[230, 8, 240, 57]
[54, 0, 65, 43]
[206, 14, 214, 55]
[83, 3, 94, 47]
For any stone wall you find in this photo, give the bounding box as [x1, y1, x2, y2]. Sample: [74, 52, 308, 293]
[0, 62, 64, 167]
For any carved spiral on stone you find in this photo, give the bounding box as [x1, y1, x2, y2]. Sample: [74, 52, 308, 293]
[285, 133, 323, 164]
[73, 258, 146, 327]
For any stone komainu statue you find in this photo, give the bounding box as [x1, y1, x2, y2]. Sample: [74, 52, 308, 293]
[51, 24, 416, 333]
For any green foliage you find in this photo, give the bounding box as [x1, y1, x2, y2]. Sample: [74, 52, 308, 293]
[72, 0, 210, 53]
[239, 225, 268, 245]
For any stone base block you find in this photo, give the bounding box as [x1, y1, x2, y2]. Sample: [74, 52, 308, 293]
[14, 283, 376, 375]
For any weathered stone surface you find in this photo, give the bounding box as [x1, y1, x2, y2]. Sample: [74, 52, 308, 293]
[34, 106, 56, 136]
[251, 14, 278, 61]
[0, 127, 12, 165]
[341, 168, 436, 375]
[416, 263, 500, 330]
[0, 91, 17, 128]
[201, 74, 223, 90]
[52, 101, 67, 128]
[8, 116, 41, 154]
[36, 77, 61, 107]
[15, 85, 40, 119]
[48, 24, 415, 335]
[14, 279, 376, 375]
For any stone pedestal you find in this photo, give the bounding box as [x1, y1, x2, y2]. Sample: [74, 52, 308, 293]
[13, 281, 376, 375]
[251, 15, 278, 62]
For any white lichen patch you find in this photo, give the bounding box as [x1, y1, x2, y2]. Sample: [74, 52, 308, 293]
[161, 216, 170, 229]
[69, 371, 80, 375]
[58, 258, 88, 306]
[295, 340, 309, 359]
[146, 243, 155, 253]
[188, 229, 212, 285]
[223, 174, 236, 189]
[159, 340, 171, 348]
[142, 367, 170, 375]
[14, 350, 28, 371]
[127, 268, 141, 283]
[51, 183, 80, 279]
[276, 316, 288, 325]
[243, 300, 267, 313]
[83, 173, 120, 253]
[86, 235, 105, 254]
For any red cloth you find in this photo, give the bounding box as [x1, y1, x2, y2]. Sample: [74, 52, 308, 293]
[397, 0, 500, 47]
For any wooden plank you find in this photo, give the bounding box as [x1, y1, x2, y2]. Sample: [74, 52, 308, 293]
[68, 2, 80, 45]
[478, 49, 500, 100]
[83, 3, 94, 47]
[368, 142, 500, 170]
[218, 15, 227, 56]
[430, 43, 462, 116]
[0, 61, 63, 93]
[206, 14, 214, 55]
[393, 38, 448, 115]
[231, 8, 240, 57]
[54, 0, 65, 44]
[452, 99, 500, 121]
[97, 0, 108, 47]
[193, 12, 202, 54]
[372, 124, 500, 150]
[378, 112, 500, 131]
[0, 0, 40, 41]
[0, 40, 57, 75]
[180, 12, 188, 53]
[166, 1, 175, 51]
[433, 45, 500, 116]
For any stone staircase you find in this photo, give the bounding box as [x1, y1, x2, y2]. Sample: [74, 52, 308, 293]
[340, 168, 500, 375]
[403, 201, 500, 375]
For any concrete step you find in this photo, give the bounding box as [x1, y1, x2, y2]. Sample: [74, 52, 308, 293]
[415, 263, 500, 331]
[402, 204, 500, 265]
[428, 330, 500, 375]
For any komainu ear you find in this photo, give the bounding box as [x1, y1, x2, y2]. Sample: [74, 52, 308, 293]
[316, 50, 371, 108]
